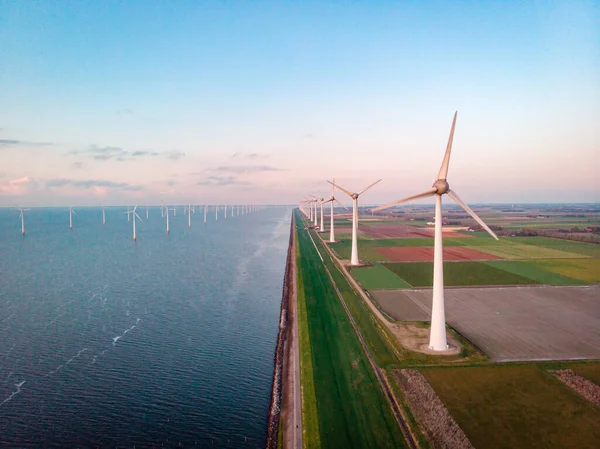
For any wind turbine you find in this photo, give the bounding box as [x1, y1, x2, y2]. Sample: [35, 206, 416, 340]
[146, 205, 149, 220]
[321, 179, 350, 243]
[126, 206, 131, 223]
[17, 207, 31, 235]
[101, 205, 106, 225]
[188, 204, 193, 228]
[329, 179, 381, 266]
[373, 111, 499, 351]
[161, 203, 172, 233]
[125, 205, 143, 241]
[215, 205, 219, 221]
[204, 205, 207, 224]
[68, 206, 76, 229]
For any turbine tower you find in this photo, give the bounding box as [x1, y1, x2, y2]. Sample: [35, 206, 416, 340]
[101, 205, 106, 225]
[330, 179, 381, 266]
[146, 205, 149, 220]
[68, 206, 76, 229]
[161, 203, 172, 233]
[17, 207, 31, 235]
[215, 205, 219, 221]
[374, 111, 499, 351]
[321, 178, 349, 243]
[204, 205, 207, 224]
[125, 205, 143, 241]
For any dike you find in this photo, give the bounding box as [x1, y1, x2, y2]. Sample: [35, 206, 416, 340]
[265, 215, 295, 448]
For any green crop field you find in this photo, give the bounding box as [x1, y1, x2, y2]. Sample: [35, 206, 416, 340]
[420, 365, 600, 449]
[383, 261, 539, 287]
[530, 258, 600, 283]
[352, 264, 412, 290]
[484, 260, 585, 285]
[329, 240, 388, 261]
[510, 237, 600, 257]
[294, 213, 406, 448]
[571, 363, 600, 385]
[463, 241, 586, 260]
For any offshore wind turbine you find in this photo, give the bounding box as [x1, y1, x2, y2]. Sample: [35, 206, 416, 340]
[101, 205, 106, 225]
[68, 206, 76, 229]
[146, 205, 149, 220]
[374, 111, 498, 351]
[215, 205, 219, 221]
[329, 179, 381, 266]
[188, 204, 193, 228]
[126, 206, 131, 223]
[161, 203, 172, 233]
[204, 205, 207, 224]
[17, 207, 31, 235]
[125, 205, 143, 241]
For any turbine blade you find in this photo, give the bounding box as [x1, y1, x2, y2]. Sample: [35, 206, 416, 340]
[358, 178, 382, 195]
[447, 189, 499, 240]
[437, 111, 458, 180]
[334, 199, 351, 212]
[372, 188, 436, 212]
[331, 177, 335, 197]
[134, 212, 143, 222]
[328, 181, 353, 198]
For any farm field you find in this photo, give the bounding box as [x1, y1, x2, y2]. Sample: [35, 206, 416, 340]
[371, 285, 600, 361]
[374, 246, 501, 262]
[571, 363, 600, 385]
[294, 212, 406, 448]
[384, 261, 538, 287]
[484, 260, 586, 285]
[530, 258, 600, 283]
[462, 241, 588, 260]
[419, 364, 600, 449]
[352, 263, 412, 290]
[508, 237, 600, 257]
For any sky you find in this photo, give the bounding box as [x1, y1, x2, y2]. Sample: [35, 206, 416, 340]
[0, 0, 598, 206]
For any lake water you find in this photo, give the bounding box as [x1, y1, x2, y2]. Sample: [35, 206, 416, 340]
[0, 205, 291, 447]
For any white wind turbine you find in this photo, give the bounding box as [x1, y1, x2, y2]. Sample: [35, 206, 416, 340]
[126, 206, 131, 223]
[146, 205, 149, 220]
[215, 205, 219, 221]
[125, 205, 143, 241]
[374, 111, 498, 351]
[188, 204, 194, 228]
[17, 207, 31, 235]
[204, 205, 207, 224]
[68, 206, 76, 229]
[161, 203, 172, 233]
[101, 205, 106, 225]
[329, 179, 381, 266]
[320, 179, 350, 243]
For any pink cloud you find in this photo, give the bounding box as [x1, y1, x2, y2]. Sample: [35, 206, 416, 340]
[0, 176, 34, 195]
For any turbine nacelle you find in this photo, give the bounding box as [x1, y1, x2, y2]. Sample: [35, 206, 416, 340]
[432, 180, 450, 195]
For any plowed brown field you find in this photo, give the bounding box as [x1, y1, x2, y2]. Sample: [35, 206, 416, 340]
[362, 225, 467, 239]
[374, 246, 501, 262]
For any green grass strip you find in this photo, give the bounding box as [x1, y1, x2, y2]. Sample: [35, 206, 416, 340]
[295, 227, 321, 449]
[295, 212, 407, 448]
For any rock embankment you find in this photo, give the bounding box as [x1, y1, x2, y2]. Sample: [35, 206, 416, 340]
[265, 217, 295, 449]
[550, 369, 600, 406]
[396, 369, 473, 449]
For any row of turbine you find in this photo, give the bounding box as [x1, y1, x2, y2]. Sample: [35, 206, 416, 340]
[13, 204, 262, 240]
[299, 111, 500, 353]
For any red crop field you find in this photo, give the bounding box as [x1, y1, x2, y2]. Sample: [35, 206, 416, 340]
[374, 246, 502, 262]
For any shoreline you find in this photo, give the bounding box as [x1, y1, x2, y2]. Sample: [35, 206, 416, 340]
[265, 215, 296, 448]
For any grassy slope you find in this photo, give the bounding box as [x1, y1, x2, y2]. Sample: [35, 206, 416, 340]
[421, 365, 600, 449]
[383, 261, 538, 287]
[295, 228, 321, 449]
[295, 214, 406, 449]
[530, 258, 600, 283]
[352, 264, 413, 290]
[484, 260, 586, 285]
